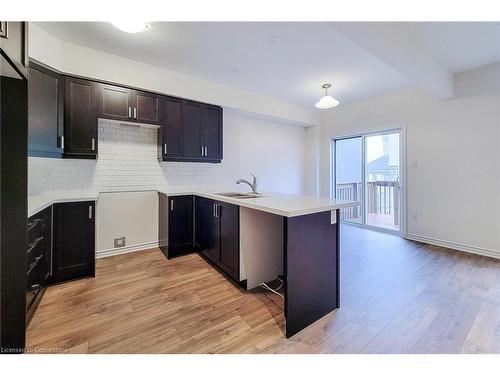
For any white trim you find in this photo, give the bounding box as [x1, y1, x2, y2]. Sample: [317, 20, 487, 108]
[405, 233, 500, 260]
[96, 241, 159, 259]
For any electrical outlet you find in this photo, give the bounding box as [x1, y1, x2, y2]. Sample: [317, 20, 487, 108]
[412, 213, 419, 221]
[114, 237, 126, 248]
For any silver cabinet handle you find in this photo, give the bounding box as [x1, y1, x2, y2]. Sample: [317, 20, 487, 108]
[27, 236, 44, 254]
[91, 138, 95, 151]
[134, 107, 137, 119]
[171, 199, 174, 212]
[60, 135, 65, 150]
[27, 218, 42, 231]
[164, 144, 167, 154]
[205, 146, 208, 156]
[89, 205, 93, 219]
[201, 146, 204, 156]
[27, 254, 43, 275]
[128, 106, 132, 118]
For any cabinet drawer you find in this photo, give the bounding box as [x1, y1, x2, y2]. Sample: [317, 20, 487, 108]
[27, 234, 45, 265]
[27, 215, 44, 243]
[28, 207, 51, 243]
[26, 253, 45, 310]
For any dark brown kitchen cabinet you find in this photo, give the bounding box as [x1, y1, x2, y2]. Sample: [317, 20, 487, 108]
[159, 195, 194, 259]
[218, 201, 239, 280]
[98, 84, 159, 125]
[26, 206, 52, 323]
[133, 90, 159, 124]
[202, 104, 223, 161]
[175, 100, 222, 163]
[195, 197, 239, 281]
[158, 96, 183, 159]
[98, 84, 132, 122]
[28, 63, 64, 158]
[195, 196, 219, 264]
[50, 201, 95, 284]
[182, 100, 204, 159]
[64, 77, 98, 158]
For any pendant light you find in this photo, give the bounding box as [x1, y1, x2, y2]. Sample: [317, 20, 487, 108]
[315, 83, 339, 109]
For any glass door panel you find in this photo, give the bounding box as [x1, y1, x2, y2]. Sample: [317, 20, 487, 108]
[335, 137, 362, 224]
[365, 132, 400, 231]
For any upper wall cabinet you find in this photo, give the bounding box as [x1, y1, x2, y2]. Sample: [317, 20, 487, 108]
[98, 84, 160, 125]
[64, 76, 98, 158]
[158, 96, 183, 159]
[133, 90, 160, 124]
[28, 63, 64, 158]
[98, 84, 132, 122]
[202, 104, 223, 161]
[159, 98, 223, 163]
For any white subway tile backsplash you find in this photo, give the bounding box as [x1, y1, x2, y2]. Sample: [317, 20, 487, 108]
[28, 120, 219, 195]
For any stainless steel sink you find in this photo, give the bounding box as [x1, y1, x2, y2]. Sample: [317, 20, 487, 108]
[215, 192, 265, 199]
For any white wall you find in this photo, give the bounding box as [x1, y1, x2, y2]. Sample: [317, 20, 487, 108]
[96, 191, 159, 257]
[29, 23, 319, 127]
[316, 63, 500, 257]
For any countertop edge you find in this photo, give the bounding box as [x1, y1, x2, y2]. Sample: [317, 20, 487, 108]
[28, 190, 355, 218]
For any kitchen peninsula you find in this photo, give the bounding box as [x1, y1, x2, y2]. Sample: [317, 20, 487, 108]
[28, 189, 354, 338]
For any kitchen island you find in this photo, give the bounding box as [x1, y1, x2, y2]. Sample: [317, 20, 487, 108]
[28, 189, 354, 338]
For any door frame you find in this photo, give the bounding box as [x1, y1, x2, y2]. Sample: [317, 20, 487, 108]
[331, 124, 407, 237]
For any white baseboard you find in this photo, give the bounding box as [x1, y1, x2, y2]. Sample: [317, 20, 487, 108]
[96, 240, 159, 259]
[405, 233, 500, 260]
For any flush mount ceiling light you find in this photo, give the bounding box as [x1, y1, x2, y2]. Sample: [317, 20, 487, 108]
[111, 21, 151, 33]
[315, 83, 339, 109]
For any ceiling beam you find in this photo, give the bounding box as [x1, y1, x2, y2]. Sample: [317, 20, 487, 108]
[330, 22, 455, 99]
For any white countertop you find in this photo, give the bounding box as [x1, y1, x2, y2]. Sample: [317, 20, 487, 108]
[28, 188, 355, 218]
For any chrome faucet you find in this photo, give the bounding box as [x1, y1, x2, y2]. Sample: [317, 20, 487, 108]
[236, 173, 259, 194]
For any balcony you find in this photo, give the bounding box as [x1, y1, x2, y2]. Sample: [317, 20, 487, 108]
[336, 181, 400, 231]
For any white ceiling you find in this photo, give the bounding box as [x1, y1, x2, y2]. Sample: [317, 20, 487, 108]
[406, 22, 500, 73]
[35, 22, 499, 108]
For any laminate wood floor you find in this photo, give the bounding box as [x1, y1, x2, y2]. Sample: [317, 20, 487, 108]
[26, 225, 500, 354]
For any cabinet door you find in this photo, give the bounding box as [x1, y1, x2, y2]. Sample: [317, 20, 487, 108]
[202, 105, 222, 161]
[218, 202, 239, 281]
[133, 90, 159, 124]
[168, 195, 194, 258]
[182, 101, 203, 159]
[28, 64, 63, 158]
[51, 202, 95, 284]
[158, 193, 169, 257]
[64, 77, 98, 156]
[98, 84, 133, 121]
[195, 196, 219, 264]
[159, 96, 183, 159]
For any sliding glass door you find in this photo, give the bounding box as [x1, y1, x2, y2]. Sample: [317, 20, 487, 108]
[334, 130, 402, 234]
[334, 137, 362, 224]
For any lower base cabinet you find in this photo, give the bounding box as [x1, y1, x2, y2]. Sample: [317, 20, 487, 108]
[195, 196, 240, 282]
[194, 196, 218, 264]
[26, 206, 52, 323]
[159, 194, 194, 259]
[49, 201, 96, 284]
